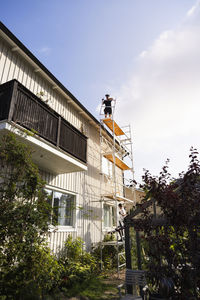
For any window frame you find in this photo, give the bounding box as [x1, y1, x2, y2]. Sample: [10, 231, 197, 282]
[45, 185, 77, 232]
[102, 156, 113, 178]
[103, 203, 116, 230]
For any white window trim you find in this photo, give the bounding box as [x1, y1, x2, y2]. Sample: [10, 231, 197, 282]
[45, 185, 78, 232]
[102, 156, 113, 178]
[103, 203, 116, 230]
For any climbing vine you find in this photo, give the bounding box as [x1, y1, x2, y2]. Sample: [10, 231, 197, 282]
[0, 133, 61, 299]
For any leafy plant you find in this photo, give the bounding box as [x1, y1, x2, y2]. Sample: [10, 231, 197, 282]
[0, 133, 122, 300]
[0, 133, 60, 299]
[58, 235, 97, 289]
[135, 148, 200, 299]
[92, 234, 125, 270]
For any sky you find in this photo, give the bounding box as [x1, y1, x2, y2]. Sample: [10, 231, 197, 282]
[1, 0, 200, 183]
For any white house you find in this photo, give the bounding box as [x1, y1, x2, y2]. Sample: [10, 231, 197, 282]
[0, 22, 135, 253]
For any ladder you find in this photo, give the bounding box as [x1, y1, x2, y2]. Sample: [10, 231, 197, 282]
[99, 95, 136, 273]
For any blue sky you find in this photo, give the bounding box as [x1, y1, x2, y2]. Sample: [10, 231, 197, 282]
[1, 0, 199, 183]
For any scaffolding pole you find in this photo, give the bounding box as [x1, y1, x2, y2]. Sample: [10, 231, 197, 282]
[99, 98, 136, 273]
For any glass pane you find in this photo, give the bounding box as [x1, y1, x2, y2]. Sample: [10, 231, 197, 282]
[104, 204, 110, 227]
[53, 192, 75, 226]
[66, 194, 75, 226]
[44, 189, 53, 206]
[53, 193, 59, 225]
[102, 157, 109, 176]
[108, 161, 112, 177]
[44, 189, 53, 223]
[112, 206, 116, 227]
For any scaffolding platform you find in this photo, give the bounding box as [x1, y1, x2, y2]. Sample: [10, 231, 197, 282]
[102, 118, 125, 136]
[102, 194, 135, 204]
[103, 153, 130, 170]
[101, 240, 125, 246]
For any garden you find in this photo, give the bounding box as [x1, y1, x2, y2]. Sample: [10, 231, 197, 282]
[1, 132, 200, 299]
[0, 133, 123, 300]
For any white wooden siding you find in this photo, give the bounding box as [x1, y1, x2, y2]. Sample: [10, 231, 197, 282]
[0, 35, 124, 252]
[0, 40, 82, 130]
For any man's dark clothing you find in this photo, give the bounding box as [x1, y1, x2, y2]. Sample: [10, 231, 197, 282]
[103, 99, 112, 115]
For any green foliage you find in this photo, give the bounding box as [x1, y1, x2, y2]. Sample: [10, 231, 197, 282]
[0, 133, 60, 299]
[2, 246, 62, 299]
[58, 236, 97, 288]
[59, 276, 118, 300]
[92, 234, 125, 270]
[0, 133, 121, 299]
[130, 227, 139, 269]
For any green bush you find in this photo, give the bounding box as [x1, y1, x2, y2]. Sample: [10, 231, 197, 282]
[58, 236, 98, 288]
[1, 246, 62, 299]
[0, 133, 60, 299]
[91, 234, 125, 270]
[0, 133, 121, 299]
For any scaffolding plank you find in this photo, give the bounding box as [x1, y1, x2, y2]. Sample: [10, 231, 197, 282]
[104, 153, 130, 170]
[103, 118, 125, 136]
[101, 241, 125, 246]
[103, 194, 135, 203]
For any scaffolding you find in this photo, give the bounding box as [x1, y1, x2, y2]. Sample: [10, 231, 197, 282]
[99, 98, 136, 272]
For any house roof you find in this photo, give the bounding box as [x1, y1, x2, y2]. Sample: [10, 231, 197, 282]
[0, 21, 99, 127]
[0, 22, 126, 151]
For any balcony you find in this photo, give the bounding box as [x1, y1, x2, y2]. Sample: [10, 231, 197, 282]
[0, 80, 87, 174]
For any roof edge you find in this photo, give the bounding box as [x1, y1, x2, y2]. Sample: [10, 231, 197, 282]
[0, 21, 99, 125]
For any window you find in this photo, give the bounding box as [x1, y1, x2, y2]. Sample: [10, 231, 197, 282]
[102, 156, 112, 177]
[104, 204, 116, 228]
[45, 189, 76, 227]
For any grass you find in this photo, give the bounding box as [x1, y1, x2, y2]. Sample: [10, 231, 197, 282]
[63, 276, 120, 300]
[47, 271, 123, 300]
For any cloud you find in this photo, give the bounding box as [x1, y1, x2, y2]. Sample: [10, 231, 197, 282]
[112, 1, 200, 183]
[187, 0, 200, 17]
[38, 46, 51, 54]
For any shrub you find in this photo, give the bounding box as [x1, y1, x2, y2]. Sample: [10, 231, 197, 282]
[0, 133, 59, 299]
[136, 148, 200, 298]
[58, 236, 97, 289]
[91, 233, 125, 270]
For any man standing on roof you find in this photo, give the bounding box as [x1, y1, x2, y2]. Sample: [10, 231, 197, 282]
[102, 94, 113, 118]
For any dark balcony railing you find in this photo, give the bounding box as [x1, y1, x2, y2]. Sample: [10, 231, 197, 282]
[0, 80, 87, 163]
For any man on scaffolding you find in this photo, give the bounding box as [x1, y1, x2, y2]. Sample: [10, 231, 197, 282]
[102, 94, 113, 118]
[118, 203, 127, 241]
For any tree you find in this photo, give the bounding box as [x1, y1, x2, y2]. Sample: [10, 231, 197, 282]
[0, 133, 60, 299]
[135, 148, 200, 299]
